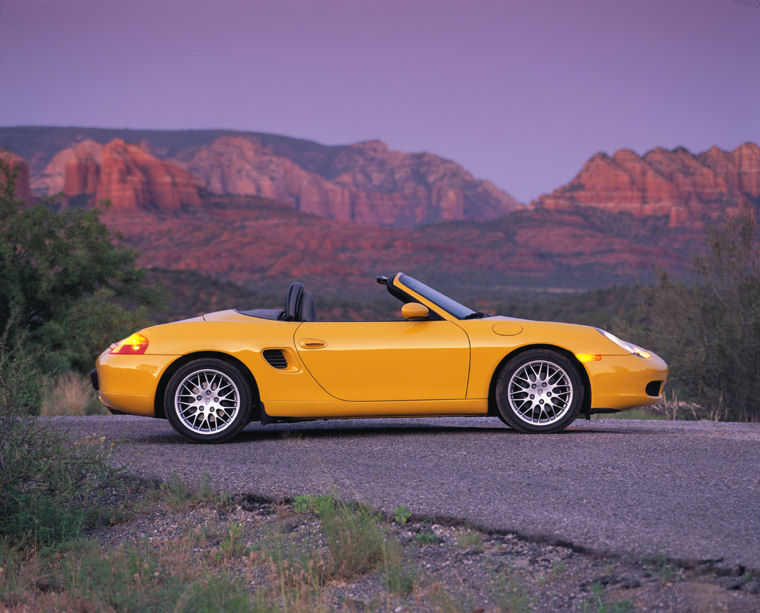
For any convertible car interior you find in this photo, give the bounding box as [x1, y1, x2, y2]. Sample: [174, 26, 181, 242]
[239, 282, 317, 322]
[237, 274, 450, 324]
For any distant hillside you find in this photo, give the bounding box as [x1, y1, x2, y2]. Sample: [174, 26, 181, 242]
[3, 127, 757, 292]
[98, 192, 695, 294]
[0, 126, 521, 227]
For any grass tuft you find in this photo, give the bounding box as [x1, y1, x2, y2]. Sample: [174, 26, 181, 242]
[382, 539, 417, 596]
[39, 372, 106, 416]
[393, 504, 412, 524]
[151, 473, 231, 513]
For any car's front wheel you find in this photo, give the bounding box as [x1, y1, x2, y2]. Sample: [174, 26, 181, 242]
[164, 358, 252, 443]
[495, 349, 583, 433]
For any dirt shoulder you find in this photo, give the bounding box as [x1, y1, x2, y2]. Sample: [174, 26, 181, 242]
[86, 495, 760, 612]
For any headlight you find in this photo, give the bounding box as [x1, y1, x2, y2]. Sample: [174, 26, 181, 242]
[596, 328, 652, 358]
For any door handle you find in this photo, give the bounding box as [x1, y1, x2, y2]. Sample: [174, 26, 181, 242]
[299, 338, 326, 349]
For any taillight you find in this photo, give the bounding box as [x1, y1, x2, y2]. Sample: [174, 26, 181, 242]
[109, 333, 149, 355]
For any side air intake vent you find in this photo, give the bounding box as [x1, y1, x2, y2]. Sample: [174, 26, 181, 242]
[263, 349, 288, 369]
[646, 380, 663, 397]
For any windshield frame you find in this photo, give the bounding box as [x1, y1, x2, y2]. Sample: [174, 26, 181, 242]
[396, 274, 477, 320]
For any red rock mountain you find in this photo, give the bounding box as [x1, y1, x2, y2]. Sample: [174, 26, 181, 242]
[0, 150, 33, 202]
[533, 143, 760, 227]
[171, 136, 520, 226]
[43, 139, 202, 210]
[2, 127, 758, 290]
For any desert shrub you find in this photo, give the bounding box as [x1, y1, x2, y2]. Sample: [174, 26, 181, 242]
[0, 312, 122, 553]
[0, 317, 40, 416]
[646, 208, 760, 421]
[0, 399, 116, 548]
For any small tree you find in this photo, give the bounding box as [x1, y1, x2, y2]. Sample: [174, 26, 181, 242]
[0, 155, 157, 378]
[648, 207, 760, 421]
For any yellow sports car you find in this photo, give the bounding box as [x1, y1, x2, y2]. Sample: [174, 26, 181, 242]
[93, 273, 668, 443]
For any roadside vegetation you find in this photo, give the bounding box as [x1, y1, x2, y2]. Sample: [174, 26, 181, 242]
[643, 208, 760, 422]
[3, 485, 758, 612]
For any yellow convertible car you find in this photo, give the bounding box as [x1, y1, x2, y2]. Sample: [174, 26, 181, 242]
[92, 273, 668, 443]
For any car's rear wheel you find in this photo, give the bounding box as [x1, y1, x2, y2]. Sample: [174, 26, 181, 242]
[164, 358, 251, 443]
[495, 349, 583, 433]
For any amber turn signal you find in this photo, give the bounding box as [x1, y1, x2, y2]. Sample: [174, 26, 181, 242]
[576, 353, 602, 362]
[110, 333, 149, 355]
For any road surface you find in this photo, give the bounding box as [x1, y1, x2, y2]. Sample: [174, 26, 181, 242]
[57, 416, 760, 571]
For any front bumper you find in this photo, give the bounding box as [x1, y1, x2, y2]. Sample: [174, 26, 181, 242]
[584, 352, 669, 410]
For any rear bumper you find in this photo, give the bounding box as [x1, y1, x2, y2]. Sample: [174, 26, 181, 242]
[585, 352, 669, 410]
[95, 351, 177, 417]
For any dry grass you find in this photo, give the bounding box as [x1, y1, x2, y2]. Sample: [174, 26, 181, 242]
[39, 371, 107, 416]
[1, 535, 251, 612]
[650, 390, 726, 421]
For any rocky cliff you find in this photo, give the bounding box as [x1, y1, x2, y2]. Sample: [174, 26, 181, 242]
[40, 139, 202, 210]
[533, 143, 760, 228]
[172, 136, 521, 227]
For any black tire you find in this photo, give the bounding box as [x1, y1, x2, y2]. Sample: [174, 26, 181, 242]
[164, 358, 252, 443]
[495, 349, 583, 433]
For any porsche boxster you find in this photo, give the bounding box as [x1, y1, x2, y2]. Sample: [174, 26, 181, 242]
[92, 272, 668, 442]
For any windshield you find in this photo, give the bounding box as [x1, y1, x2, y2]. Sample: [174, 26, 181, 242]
[398, 274, 478, 319]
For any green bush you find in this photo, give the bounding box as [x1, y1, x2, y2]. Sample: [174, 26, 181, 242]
[0, 318, 40, 416]
[0, 371, 117, 549]
[0, 418, 117, 548]
[646, 208, 760, 422]
[0, 156, 157, 378]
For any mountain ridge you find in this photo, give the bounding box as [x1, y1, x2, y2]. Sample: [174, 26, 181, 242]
[533, 142, 760, 228]
[0, 126, 521, 227]
[2, 127, 758, 292]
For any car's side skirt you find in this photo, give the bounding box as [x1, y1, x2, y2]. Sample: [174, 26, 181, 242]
[264, 398, 487, 419]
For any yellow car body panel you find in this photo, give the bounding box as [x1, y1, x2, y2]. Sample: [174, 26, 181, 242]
[94, 272, 668, 434]
[96, 352, 173, 416]
[294, 320, 469, 401]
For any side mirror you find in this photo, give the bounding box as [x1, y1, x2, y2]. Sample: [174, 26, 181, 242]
[401, 302, 429, 321]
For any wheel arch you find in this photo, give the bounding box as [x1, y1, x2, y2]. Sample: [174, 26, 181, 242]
[486, 344, 591, 419]
[154, 351, 261, 420]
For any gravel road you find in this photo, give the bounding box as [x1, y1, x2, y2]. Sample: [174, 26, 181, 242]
[58, 416, 760, 572]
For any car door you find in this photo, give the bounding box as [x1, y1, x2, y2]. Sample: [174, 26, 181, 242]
[294, 320, 470, 401]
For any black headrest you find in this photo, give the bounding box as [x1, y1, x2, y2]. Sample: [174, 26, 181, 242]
[299, 292, 316, 322]
[283, 282, 304, 321]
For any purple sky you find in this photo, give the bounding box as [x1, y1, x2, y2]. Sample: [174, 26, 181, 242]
[1, 0, 758, 202]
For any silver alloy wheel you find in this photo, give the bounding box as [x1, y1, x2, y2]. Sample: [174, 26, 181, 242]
[174, 368, 240, 435]
[507, 359, 574, 426]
